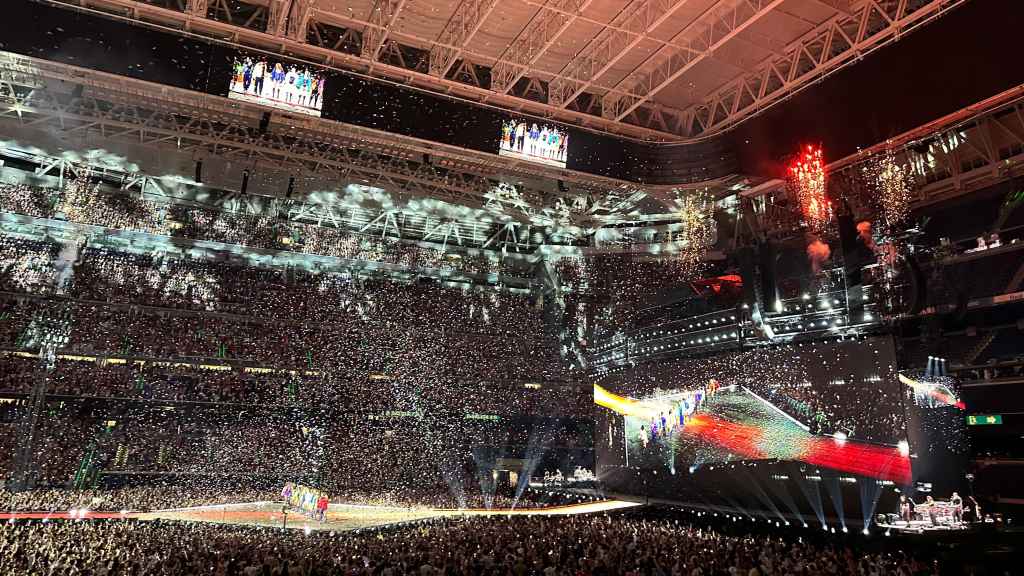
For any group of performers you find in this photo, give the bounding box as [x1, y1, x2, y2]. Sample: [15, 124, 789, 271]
[897, 492, 981, 527]
[230, 58, 325, 111]
[637, 380, 722, 449]
[499, 120, 569, 163]
[281, 482, 330, 522]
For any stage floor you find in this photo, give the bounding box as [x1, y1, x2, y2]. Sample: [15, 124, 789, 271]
[876, 519, 973, 534]
[131, 499, 642, 532]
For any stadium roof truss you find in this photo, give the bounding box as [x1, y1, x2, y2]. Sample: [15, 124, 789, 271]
[738, 83, 1024, 214]
[44, 0, 965, 141]
[0, 52, 721, 255]
[828, 83, 1024, 209]
[0, 51, 662, 226]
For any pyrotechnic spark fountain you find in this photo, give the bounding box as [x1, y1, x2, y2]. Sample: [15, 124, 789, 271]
[788, 145, 831, 232]
[669, 190, 714, 277]
[863, 146, 913, 232]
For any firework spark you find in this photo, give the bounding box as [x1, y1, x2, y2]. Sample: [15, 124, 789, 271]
[788, 145, 830, 232]
[863, 146, 913, 232]
[670, 190, 714, 277]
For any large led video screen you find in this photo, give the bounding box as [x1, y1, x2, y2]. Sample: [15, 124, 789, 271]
[595, 337, 912, 485]
[499, 119, 569, 168]
[229, 57, 326, 117]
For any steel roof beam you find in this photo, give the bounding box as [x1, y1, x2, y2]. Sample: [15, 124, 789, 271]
[491, 0, 595, 94]
[429, 0, 501, 79]
[548, 0, 697, 109]
[603, 0, 784, 123]
[0, 51, 655, 211]
[683, 0, 966, 137]
[362, 0, 408, 67]
[186, 0, 207, 17]
[63, 0, 694, 139]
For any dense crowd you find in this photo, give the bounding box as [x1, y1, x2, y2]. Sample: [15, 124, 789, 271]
[0, 182, 55, 218]
[1, 400, 589, 491]
[584, 255, 700, 338]
[0, 484, 584, 513]
[0, 175, 602, 515]
[0, 219, 586, 499]
[0, 235, 60, 295]
[0, 238, 573, 388]
[0, 511, 983, 576]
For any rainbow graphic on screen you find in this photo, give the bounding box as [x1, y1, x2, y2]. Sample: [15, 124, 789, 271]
[595, 382, 911, 485]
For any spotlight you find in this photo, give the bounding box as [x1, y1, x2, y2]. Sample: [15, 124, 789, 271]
[833, 431, 847, 445]
[897, 440, 909, 457]
[862, 528, 870, 536]
[841, 526, 848, 533]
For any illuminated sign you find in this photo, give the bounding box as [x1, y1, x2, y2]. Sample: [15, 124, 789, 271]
[966, 414, 1002, 426]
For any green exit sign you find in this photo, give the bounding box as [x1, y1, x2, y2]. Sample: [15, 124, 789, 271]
[967, 414, 1003, 426]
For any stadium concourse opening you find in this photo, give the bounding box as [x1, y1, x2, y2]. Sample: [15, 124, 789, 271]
[3, 0, 1024, 573]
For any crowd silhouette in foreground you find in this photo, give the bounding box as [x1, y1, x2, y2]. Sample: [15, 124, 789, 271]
[2, 509, 999, 576]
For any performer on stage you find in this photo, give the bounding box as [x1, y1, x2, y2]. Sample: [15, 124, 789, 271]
[898, 494, 914, 524]
[950, 492, 963, 524]
[316, 494, 329, 522]
[923, 495, 938, 526]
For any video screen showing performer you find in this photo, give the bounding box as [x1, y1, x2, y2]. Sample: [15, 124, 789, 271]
[498, 119, 569, 168]
[595, 337, 912, 484]
[228, 57, 326, 117]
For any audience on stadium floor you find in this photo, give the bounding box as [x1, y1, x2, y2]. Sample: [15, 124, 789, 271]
[0, 511, 970, 576]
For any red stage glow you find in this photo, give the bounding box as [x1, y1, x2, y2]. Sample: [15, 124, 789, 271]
[683, 412, 911, 484]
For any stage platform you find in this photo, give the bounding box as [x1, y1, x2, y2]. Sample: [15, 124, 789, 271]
[2, 499, 642, 532]
[876, 519, 975, 535]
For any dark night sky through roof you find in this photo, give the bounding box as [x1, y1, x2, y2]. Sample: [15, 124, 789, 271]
[729, 0, 1024, 176]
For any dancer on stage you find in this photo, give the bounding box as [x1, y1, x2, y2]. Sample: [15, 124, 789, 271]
[317, 494, 329, 522]
[950, 492, 963, 524]
[923, 495, 938, 525]
[898, 494, 914, 524]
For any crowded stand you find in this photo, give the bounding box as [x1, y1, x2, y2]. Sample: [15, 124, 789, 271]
[0, 174, 588, 506]
[0, 182, 55, 218]
[0, 235, 60, 295]
[0, 483, 583, 513]
[0, 486, 273, 513]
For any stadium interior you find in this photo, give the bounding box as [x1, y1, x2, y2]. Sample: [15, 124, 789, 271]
[1, 0, 1023, 574]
